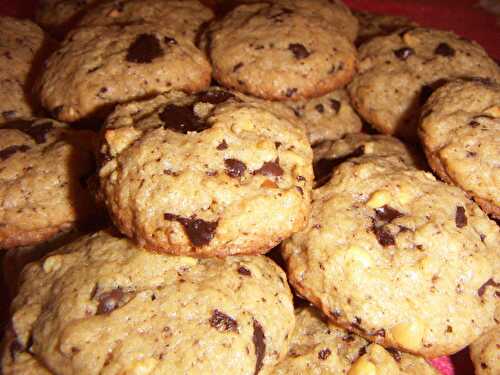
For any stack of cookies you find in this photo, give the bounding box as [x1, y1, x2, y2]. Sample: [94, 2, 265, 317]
[0, 0, 498, 374]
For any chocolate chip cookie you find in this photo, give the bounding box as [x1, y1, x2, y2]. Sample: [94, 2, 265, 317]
[284, 89, 362, 145]
[312, 133, 424, 187]
[419, 79, 500, 219]
[282, 155, 500, 357]
[273, 306, 439, 374]
[38, 23, 212, 122]
[0, 118, 97, 249]
[207, 0, 357, 100]
[35, 0, 102, 37]
[470, 324, 500, 375]
[2, 229, 294, 375]
[78, 0, 213, 43]
[0, 17, 53, 125]
[99, 88, 313, 256]
[354, 10, 418, 46]
[348, 28, 500, 139]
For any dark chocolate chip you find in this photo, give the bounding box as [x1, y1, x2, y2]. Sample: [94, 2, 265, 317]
[358, 345, 368, 357]
[289, 43, 310, 59]
[237, 266, 251, 276]
[393, 47, 414, 60]
[372, 224, 396, 247]
[126, 33, 164, 63]
[225, 159, 246, 178]
[315, 104, 324, 113]
[209, 309, 238, 332]
[478, 278, 499, 297]
[159, 104, 209, 133]
[163, 36, 177, 45]
[387, 348, 402, 362]
[252, 319, 266, 375]
[96, 288, 124, 315]
[318, 348, 331, 360]
[469, 120, 480, 128]
[329, 99, 341, 113]
[3, 120, 53, 144]
[197, 90, 235, 105]
[434, 42, 455, 57]
[285, 88, 297, 98]
[375, 205, 404, 222]
[0, 145, 30, 161]
[217, 140, 228, 150]
[164, 213, 218, 247]
[233, 62, 244, 72]
[252, 160, 283, 177]
[455, 206, 467, 228]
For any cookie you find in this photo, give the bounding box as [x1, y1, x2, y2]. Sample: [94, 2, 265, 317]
[35, 0, 102, 37]
[419, 79, 500, 219]
[0, 118, 97, 249]
[38, 22, 212, 122]
[99, 87, 313, 256]
[282, 155, 500, 357]
[2, 229, 295, 375]
[354, 10, 418, 45]
[284, 89, 362, 145]
[78, 0, 213, 42]
[0, 17, 53, 125]
[312, 133, 424, 187]
[470, 325, 500, 375]
[348, 28, 500, 139]
[273, 306, 439, 374]
[207, 0, 357, 100]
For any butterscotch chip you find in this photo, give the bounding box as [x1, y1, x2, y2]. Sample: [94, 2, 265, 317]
[419, 79, 500, 218]
[1, 230, 295, 375]
[282, 155, 499, 357]
[99, 88, 313, 256]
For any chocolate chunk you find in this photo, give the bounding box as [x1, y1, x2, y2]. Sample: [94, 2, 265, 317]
[217, 140, 228, 150]
[197, 90, 235, 105]
[0, 145, 30, 161]
[159, 104, 209, 133]
[209, 309, 238, 332]
[288, 43, 310, 59]
[3, 120, 53, 144]
[434, 42, 455, 57]
[478, 278, 499, 297]
[126, 33, 163, 63]
[318, 348, 331, 360]
[252, 319, 266, 375]
[455, 206, 467, 228]
[375, 205, 404, 222]
[96, 288, 124, 315]
[315, 104, 324, 113]
[237, 266, 251, 276]
[387, 348, 402, 362]
[313, 145, 365, 188]
[253, 160, 283, 177]
[469, 120, 480, 128]
[164, 214, 218, 247]
[163, 36, 177, 45]
[285, 88, 297, 98]
[393, 47, 414, 60]
[329, 99, 341, 113]
[372, 224, 396, 247]
[233, 62, 244, 72]
[225, 159, 246, 178]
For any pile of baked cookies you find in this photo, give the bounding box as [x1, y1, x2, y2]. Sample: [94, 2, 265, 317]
[0, 0, 498, 374]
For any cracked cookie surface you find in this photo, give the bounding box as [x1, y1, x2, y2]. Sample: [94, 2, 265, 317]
[1, 229, 295, 375]
[99, 88, 313, 256]
[419, 79, 500, 218]
[282, 155, 500, 357]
